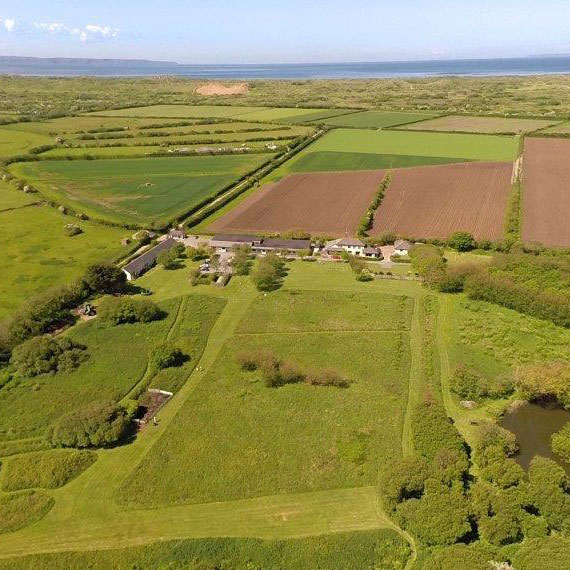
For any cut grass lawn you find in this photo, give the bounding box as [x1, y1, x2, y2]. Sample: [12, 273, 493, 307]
[270, 128, 517, 179]
[0, 529, 410, 570]
[117, 289, 412, 507]
[0, 294, 224, 440]
[0, 200, 129, 319]
[290, 150, 470, 172]
[320, 110, 437, 129]
[9, 154, 272, 227]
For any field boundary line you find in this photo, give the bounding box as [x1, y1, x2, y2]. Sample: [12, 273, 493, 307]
[235, 327, 411, 336]
[401, 295, 424, 456]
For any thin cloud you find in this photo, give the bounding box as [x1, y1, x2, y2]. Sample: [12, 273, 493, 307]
[0, 17, 119, 42]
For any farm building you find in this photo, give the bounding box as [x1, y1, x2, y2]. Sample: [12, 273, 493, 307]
[252, 238, 312, 256]
[394, 240, 413, 256]
[324, 238, 366, 257]
[169, 229, 187, 240]
[363, 246, 382, 259]
[209, 234, 262, 253]
[122, 238, 177, 280]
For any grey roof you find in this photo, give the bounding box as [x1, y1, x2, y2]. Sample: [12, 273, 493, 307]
[123, 238, 177, 278]
[337, 238, 365, 247]
[169, 229, 186, 238]
[256, 238, 311, 250]
[363, 246, 380, 254]
[210, 234, 262, 245]
[394, 239, 412, 249]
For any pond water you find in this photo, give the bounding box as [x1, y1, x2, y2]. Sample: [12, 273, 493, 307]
[499, 402, 570, 471]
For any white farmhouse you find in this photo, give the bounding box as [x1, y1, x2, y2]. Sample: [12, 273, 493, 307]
[394, 239, 413, 256]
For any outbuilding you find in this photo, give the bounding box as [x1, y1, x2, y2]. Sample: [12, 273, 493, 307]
[122, 238, 177, 281]
[394, 240, 413, 256]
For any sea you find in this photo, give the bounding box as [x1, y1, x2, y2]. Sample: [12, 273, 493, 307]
[2, 56, 570, 79]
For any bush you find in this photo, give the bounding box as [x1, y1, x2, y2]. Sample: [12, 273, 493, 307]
[47, 401, 131, 448]
[379, 456, 430, 511]
[552, 421, 570, 463]
[157, 249, 179, 270]
[279, 360, 306, 384]
[10, 336, 88, 377]
[251, 254, 286, 291]
[410, 245, 446, 287]
[236, 350, 259, 371]
[306, 367, 349, 388]
[231, 245, 252, 275]
[1, 450, 96, 491]
[97, 297, 164, 326]
[514, 362, 570, 407]
[451, 365, 513, 401]
[448, 231, 476, 252]
[82, 263, 126, 294]
[149, 342, 184, 370]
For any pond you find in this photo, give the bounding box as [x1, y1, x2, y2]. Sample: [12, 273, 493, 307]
[499, 402, 570, 472]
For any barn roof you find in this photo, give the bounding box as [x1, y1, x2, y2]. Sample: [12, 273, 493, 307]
[210, 234, 262, 245]
[123, 238, 177, 278]
[257, 238, 311, 250]
[394, 239, 412, 249]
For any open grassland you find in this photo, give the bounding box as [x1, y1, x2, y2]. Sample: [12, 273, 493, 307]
[0, 492, 54, 535]
[320, 110, 437, 128]
[0, 127, 52, 157]
[0, 294, 224, 441]
[270, 128, 518, 179]
[0, 200, 129, 319]
[522, 137, 570, 247]
[208, 170, 386, 236]
[0, 180, 38, 211]
[10, 154, 272, 227]
[117, 289, 411, 507]
[401, 114, 559, 133]
[541, 121, 570, 135]
[372, 162, 513, 240]
[0, 530, 410, 570]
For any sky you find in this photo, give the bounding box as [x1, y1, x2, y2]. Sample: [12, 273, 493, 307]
[1, 1, 570, 64]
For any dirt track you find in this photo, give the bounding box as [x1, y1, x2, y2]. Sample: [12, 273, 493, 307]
[208, 170, 386, 236]
[522, 138, 570, 247]
[371, 162, 512, 240]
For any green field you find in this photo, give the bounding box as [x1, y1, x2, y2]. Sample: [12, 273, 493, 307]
[0, 193, 129, 319]
[270, 128, 518, 178]
[290, 150, 472, 172]
[0, 127, 52, 157]
[319, 110, 437, 128]
[9, 154, 272, 227]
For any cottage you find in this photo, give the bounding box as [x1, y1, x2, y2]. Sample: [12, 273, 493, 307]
[209, 234, 262, 253]
[253, 238, 312, 256]
[324, 238, 366, 257]
[169, 228, 187, 240]
[122, 238, 177, 281]
[363, 246, 381, 259]
[394, 240, 413, 256]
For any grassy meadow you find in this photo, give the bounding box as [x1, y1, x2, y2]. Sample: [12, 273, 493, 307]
[0, 127, 52, 158]
[319, 109, 437, 128]
[9, 154, 272, 227]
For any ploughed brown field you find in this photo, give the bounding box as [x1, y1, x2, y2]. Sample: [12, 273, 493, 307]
[208, 170, 386, 236]
[371, 162, 513, 240]
[402, 115, 557, 134]
[523, 138, 570, 247]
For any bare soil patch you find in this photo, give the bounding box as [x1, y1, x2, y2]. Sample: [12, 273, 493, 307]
[208, 170, 386, 236]
[195, 83, 249, 96]
[523, 138, 570, 247]
[371, 162, 512, 240]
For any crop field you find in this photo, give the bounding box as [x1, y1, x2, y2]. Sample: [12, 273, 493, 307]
[117, 289, 412, 507]
[10, 154, 272, 226]
[372, 162, 513, 240]
[92, 105, 344, 122]
[208, 170, 386, 236]
[522, 137, 570, 247]
[270, 128, 518, 178]
[319, 110, 437, 128]
[0, 201, 129, 319]
[401, 114, 559, 133]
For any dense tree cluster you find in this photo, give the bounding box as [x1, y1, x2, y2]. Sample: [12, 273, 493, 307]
[230, 245, 252, 275]
[251, 254, 286, 291]
[97, 297, 164, 326]
[451, 365, 513, 401]
[410, 245, 446, 286]
[47, 401, 131, 448]
[513, 362, 570, 408]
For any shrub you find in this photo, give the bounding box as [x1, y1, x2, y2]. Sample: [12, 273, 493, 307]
[251, 254, 285, 291]
[149, 342, 184, 370]
[1, 450, 96, 491]
[157, 249, 179, 270]
[279, 360, 306, 384]
[47, 401, 131, 448]
[451, 365, 513, 401]
[97, 297, 164, 326]
[410, 245, 446, 286]
[82, 263, 126, 294]
[379, 456, 430, 511]
[514, 362, 570, 407]
[306, 368, 349, 388]
[10, 336, 88, 377]
[552, 421, 570, 463]
[448, 231, 476, 252]
[231, 245, 252, 275]
[236, 350, 259, 371]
